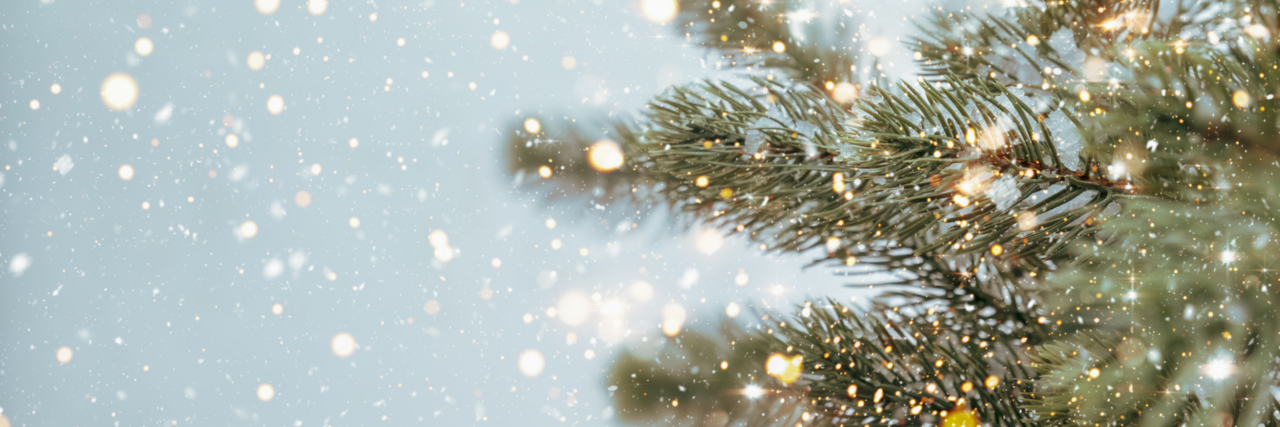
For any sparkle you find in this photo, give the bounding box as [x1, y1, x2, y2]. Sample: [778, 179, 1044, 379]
[307, 0, 328, 15]
[1202, 358, 1235, 380]
[134, 37, 154, 56]
[743, 384, 764, 399]
[587, 140, 625, 173]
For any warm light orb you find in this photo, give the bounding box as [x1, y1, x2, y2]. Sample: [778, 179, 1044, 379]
[772, 41, 787, 53]
[538, 165, 553, 178]
[101, 73, 139, 111]
[118, 164, 136, 181]
[695, 228, 724, 255]
[330, 332, 356, 358]
[295, 190, 312, 207]
[134, 37, 154, 56]
[765, 353, 803, 385]
[868, 37, 891, 57]
[587, 140, 625, 173]
[1233, 90, 1251, 109]
[348, 138, 359, 148]
[240, 220, 259, 239]
[832, 82, 856, 103]
[254, 383, 275, 401]
[50, 83, 62, 94]
[246, 51, 266, 71]
[661, 304, 686, 336]
[641, 0, 678, 23]
[557, 292, 591, 326]
[348, 217, 361, 228]
[1202, 358, 1236, 380]
[254, 0, 281, 14]
[725, 302, 741, 318]
[56, 346, 73, 364]
[490, 31, 511, 50]
[307, 0, 328, 15]
[225, 134, 240, 148]
[523, 117, 541, 133]
[29, 99, 40, 110]
[266, 95, 284, 115]
[271, 303, 284, 315]
[518, 349, 545, 377]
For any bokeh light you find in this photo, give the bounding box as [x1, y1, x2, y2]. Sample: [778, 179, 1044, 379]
[100, 73, 139, 111]
[330, 332, 356, 358]
[518, 349, 545, 377]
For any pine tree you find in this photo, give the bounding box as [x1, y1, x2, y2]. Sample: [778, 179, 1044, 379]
[507, 0, 1280, 425]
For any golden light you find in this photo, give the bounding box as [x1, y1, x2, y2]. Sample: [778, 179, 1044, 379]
[518, 349, 545, 377]
[240, 221, 259, 238]
[953, 194, 971, 207]
[348, 217, 361, 228]
[1026, 35, 1040, 46]
[225, 134, 240, 148]
[1088, 367, 1100, 378]
[118, 164, 136, 181]
[295, 190, 312, 208]
[255, 0, 281, 14]
[771, 41, 786, 53]
[523, 117, 541, 133]
[832, 172, 845, 193]
[307, 0, 328, 15]
[271, 303, 284, 315]
[396, 37, 406, 47]
[765, 353, 803, 385]
[943, 407, 980, 427]
[831, 82, 856, 103]
[56, 346, 73, 364]
[428, 230, 450, 249]
[309, 163, 322, 175]
[1233, 90, 1251, 109]
[990, 244, 1003, 256]
[266, 94, 284, 115]
[719, 187, 734, 199]
[965, 127, 976, 145]
[587, 140, 625, 173]
[50, 83, 62, 94]
[641, 0, 678, 23]
[826, 236, 840, 252]
[28, 99, 39, 110]
[247, 51, 266, 71]
[561, 56, 577, 70]
[330, 332, 356, 358]
[538, 165, 553, 178]
[584, 349, 596, 360]
[695, 175, 709, 188]
[348, 138, 359, 148]
[661, 304, 687, 336]
[846, 385, 857, 398]
[100, 73, 139, 111]
[984, 375, 1000, 389]
[725, 302, 741, 317]
[1098, 19, 1122, 31]
[142, 201, 151, 210]
[256, 383, 275, 401]
[734, 269, 749, 286]
[490, 31, 511, 50]
[134, 37, 154, 56]
[845, 256, 857, 266]
[1079, 90, 1091, 102]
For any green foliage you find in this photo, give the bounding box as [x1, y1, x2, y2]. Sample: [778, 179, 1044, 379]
[500, 0, 1280, 426]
